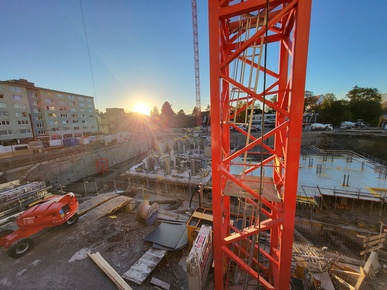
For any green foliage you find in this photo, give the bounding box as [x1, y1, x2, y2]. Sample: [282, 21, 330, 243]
[175, 109, 195, 128]
[346, 86, 382, 125]
[310, 87, 383, 126]
[160, 101, 175, 127]
[317, 94, 351, 126]
[150, 106, 159, 117]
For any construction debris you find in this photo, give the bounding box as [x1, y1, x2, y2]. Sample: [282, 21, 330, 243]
[150, 277, 170, 290]
[88, 251, 133, 290]
[136, 200, 159, 225]
[144, 223, 188, 250]
[80, 194, 134, 221]
[122, 247, 167, 285]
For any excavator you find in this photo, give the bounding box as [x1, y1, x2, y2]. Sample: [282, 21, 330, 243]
[0, 192, 78, 258]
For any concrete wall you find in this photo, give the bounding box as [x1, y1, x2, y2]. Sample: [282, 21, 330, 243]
[301, 131, 387, 161]
[230, 131, 387, 161]
[5, 135, 152, 187]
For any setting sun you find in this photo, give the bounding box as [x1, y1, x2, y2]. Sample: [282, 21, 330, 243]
[133, 103, 150, 116]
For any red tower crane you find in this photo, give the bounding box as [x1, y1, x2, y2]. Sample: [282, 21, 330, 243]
[208, 1, 311, 289]
[191, 0, 202, 127]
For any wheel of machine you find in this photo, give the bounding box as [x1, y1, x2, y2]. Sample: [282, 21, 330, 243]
[65, 213, 79, 227]
[8, 238, 33, 258]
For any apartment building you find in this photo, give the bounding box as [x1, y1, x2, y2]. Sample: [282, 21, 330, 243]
[0, 79, 98, 144]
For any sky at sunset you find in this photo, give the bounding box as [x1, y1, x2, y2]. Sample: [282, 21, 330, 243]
[1, 0, 386, 114]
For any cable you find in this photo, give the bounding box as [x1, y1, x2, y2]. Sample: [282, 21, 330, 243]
[256, 1, 270, 289]
[79, 0, 98, 110]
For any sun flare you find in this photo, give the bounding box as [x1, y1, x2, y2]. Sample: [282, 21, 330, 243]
[133, 103, 150, 116]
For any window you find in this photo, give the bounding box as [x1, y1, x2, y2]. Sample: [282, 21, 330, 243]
[59, 107, 67, 111]
[62, 120, 69, 124]
[35, 116, 43, 120]
[70, 108, 77, 112]
[57, 93, 64, 98]
[63, 126, 70, 130]
[58, 100, 65, 105]
[79, 103, 85, 107]
[72, 120, 79, 124]
[0, 112, 9, 117]
[48, 113, 57, 117]
[37, 123, 44, 128]
[14, 104, 26, 109]
[72, 114, 77, 118]
[68, 95, 75, 100]
[83, 126, 88, 129]
[33, 108, 41, 113]
[78, 96, 85, 101]
[87, 104, 94, 108]
[12, 95, 23, 101]
[0, 120, 10, 126]
[60, 113, 68, 117]
[69, 101, 76, 106]
[89, 115, 94, 118]
[29, 93, 38, 98]
[46, 106, 55, 111]
[20, 129, 31, 134]
[32, 100, 40, 105]
[9, 86, 21, 92]
[0, 94, 4, 99]
[74, 126, 80, 130]
[87, 98, 93, 103]
[37, 130, 46, 135]
[0, 103, 6, 108]
[81, 120, 87, 123]
[49, 120, 58, 125]
[45, 98, 53, 103]
[88, 109, 94, 113]
[16, 112, 28, 117]
[0, 130, 12, 135]
[17, 120, 29, 125]
[80, 109, 85, 112]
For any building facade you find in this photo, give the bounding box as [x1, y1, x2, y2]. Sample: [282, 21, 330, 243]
[0, 79, 98, 144]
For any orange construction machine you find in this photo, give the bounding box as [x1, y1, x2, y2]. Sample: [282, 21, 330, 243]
[0, 192, 79, 258]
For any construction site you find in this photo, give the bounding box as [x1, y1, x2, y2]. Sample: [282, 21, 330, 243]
[1, 1, 387, 290]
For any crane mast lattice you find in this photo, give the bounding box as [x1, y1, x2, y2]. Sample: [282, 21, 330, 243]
[191, 0, 201, 127]
[208, 1, 312, 289]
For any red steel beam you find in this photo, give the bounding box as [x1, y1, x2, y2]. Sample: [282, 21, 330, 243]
[209, 1, 312, 289]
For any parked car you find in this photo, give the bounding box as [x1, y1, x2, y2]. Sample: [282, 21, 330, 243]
[354, 119, 365, 127]
[340, 121, 355, 129]
[309, 123, 333, 131]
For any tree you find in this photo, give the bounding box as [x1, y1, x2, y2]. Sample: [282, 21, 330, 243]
[346, 86, 382, 125]
[161, 102, 175, 127]
[317, 93, 351, 126]
[175, 109, 187, 128]
[150, 106, 160, 117]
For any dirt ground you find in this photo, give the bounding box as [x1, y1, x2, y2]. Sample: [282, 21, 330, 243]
[1, 190, 386, 290]
[0, 194, 193, 290]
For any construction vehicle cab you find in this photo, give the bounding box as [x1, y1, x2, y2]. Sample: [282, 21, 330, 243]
[0, 192, 79, 258]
